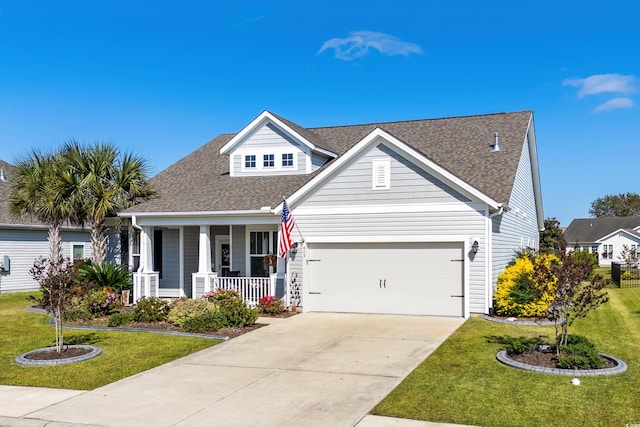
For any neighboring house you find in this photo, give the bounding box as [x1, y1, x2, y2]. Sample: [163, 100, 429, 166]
[564, 216, 640, 265]
[0, 160, 95, 293]
[120, 110, 544, 318]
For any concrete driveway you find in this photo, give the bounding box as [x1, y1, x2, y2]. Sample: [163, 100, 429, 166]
[1, 313, 465, 427]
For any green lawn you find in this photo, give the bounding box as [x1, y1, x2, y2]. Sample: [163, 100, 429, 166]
[0, 292, 220, 390]
[373, 286, 640, 427]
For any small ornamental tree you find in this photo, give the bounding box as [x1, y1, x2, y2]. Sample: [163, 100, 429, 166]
[494, 253, 559, 317]
[620, 244, 640, 266]
[546, 252, 609, 353]
[30, 257, 80, 353]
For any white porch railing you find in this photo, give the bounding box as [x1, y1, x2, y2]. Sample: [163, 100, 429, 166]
[209, 275, 277, 307]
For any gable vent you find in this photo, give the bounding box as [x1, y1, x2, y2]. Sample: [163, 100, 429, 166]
[372, 159, 390, 190]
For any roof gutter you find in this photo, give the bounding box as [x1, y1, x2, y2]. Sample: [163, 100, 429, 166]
[489, 204, 504, 219]
[119, 209, 273, 218]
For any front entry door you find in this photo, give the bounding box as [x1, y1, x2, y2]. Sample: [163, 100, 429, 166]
[215, 236, 230, 277]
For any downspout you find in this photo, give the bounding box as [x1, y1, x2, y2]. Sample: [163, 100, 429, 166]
[486, 204, 504, 314]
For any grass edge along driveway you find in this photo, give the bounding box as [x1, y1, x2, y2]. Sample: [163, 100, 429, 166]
[0, 292, 220, 390]
[373, 286, 640, 427]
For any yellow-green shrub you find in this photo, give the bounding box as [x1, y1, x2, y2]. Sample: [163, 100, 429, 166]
[494, 253, 559, 317]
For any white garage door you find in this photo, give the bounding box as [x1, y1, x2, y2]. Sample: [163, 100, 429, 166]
[306, 242, 464, 316]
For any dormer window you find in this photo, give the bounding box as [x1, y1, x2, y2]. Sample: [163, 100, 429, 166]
[245, 155, 256, 168]
[282, 153, 293, 167]
[263, 154, 275, 168]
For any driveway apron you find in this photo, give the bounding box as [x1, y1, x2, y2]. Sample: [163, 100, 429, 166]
[16, 313, 465, 427]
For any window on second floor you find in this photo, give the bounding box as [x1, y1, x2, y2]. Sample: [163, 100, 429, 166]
[282, 153, 294, 167]
[245, 155, 256, 168]
[263, 154, 275, 168]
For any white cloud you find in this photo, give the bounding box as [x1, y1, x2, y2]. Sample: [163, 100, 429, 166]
[593, 97, 634, 112]
[563, 73, 636, 97]
[318, 30, 422, 60]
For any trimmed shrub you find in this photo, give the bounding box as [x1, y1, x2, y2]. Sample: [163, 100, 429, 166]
[257, 296, 285, 315]
[504, 336, 538, 355]
[108, 312, 134, 327]
[557, 334, 604, 369]
[204, 289, 258, 327]
[133, 297, 170, 323]
[182, 311, 224, 333]
[168, 298, 217, 328]
[494, 253, 559, 317]
[62, 305, 92, 322]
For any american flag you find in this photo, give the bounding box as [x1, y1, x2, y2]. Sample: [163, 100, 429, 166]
[279, 200, 295, 258]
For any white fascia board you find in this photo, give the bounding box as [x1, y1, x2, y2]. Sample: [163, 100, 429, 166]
[275, 127, 499, 214]
[596, 228, 640, 243]
[0, 223, 87, 232]
[219, 111, 337, 158]
[525, 113, 545, 231]
[119, 210, 272, 218]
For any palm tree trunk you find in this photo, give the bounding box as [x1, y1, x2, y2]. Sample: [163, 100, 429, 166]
[91, 220, 107, 264]
[48, 223, 63, 267]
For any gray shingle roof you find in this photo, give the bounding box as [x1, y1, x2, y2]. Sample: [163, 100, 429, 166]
[125, 110, 533, 214]
[564, 217, 640, 243]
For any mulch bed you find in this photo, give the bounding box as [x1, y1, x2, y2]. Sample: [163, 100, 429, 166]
[61, 308, 297, 339]
[508, 348, 616, 369]
[23, 347, 93, 361]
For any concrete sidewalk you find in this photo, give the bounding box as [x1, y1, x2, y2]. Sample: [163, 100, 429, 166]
[0, 313, 466, 427]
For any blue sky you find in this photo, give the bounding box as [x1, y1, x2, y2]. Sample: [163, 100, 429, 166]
[1, 0, 638, 226]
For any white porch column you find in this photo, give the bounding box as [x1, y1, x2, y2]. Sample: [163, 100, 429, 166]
[198, 225, 212, 273]
[192, 225, 216, 299]
[140, 226, 154, 273]
[133, 226, 159, 301]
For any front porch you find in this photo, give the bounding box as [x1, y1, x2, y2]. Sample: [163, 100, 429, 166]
[129, 222, 288, 306]
[135, 271, 277, 307]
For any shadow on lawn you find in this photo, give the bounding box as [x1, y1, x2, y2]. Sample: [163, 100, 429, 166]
[484, 334, 551, 346]
[59, 332, 102, 346]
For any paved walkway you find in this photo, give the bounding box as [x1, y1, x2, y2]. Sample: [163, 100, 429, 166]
[0, 313, 466, 427]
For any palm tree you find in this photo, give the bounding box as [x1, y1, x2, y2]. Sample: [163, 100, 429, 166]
[9, 149, 80, 265]
[63, 142, 155, 263]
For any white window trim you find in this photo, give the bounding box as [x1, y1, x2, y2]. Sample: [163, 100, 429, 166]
[70, 242, 87, 260]
[263, 154, 275, 168]
[237, 148, 299, 173]
[372, 158, 390, 190]
[281, 152, 295, 168]
[243, 154, 257, 170]
[245, 226, 279, 275]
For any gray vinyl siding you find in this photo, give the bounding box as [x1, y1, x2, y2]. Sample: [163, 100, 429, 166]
[296, 210, 487, 313]
[183, 226, 199, 297]
[294, 140, 488, 313]
[288, 249, 304, 308]
[311, 153, 330, 171]
[300, 143, 470, 207]
[0, 228, 91, 293]
[230, 123, 307, 177]
[491, 137, 540, 290]
[159, 229, 180, 289]
[231, 225, 246, 275]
